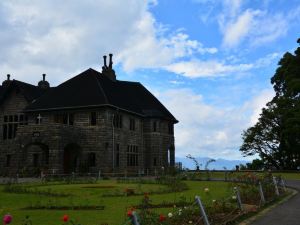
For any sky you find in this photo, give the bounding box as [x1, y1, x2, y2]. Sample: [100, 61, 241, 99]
[0, 0, 300, 161]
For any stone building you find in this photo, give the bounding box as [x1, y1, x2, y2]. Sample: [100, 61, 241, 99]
[0, 55, 178, 176]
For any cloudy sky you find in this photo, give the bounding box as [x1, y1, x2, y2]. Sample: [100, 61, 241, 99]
[1, 0, 300, 160]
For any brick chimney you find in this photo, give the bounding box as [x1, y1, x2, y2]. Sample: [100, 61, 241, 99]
[2, 74, 12, 87]
[38, 74, 50, 89]
[102, 53, 116, 81]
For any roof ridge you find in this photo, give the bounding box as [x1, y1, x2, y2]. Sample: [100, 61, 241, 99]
[13, 79, 37, 88]
[137, 83, 178, 122]
[92, 71, 109, 104]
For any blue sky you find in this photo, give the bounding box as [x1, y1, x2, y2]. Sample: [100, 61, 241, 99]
[0, 0, 300, 160]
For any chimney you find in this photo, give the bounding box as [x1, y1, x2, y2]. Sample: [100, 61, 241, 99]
[2, 74, 12, 87]
[101, 53, 116, 81]
[103, 55, 108, 68]
[38, 73, 50, 89]
[109, 53, 113, 69]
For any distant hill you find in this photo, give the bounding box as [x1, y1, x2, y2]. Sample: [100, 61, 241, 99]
[175, 157, 250, 170]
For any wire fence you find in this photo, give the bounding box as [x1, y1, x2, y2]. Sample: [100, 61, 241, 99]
[124, 175, 288, 225]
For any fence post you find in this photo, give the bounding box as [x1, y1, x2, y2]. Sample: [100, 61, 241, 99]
[131, 211, 140, 225]
[195, 196, 210, 225]
[98, 170, 101, 180]
[280, 179, 286, 192]
[258, 182, 265, 205]
[234, 187, 243, 211]
[16, 173, 19, 183]
[273, 176, 280, 196]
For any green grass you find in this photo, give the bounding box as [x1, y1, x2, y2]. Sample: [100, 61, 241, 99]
[0, 180, 231, 225]
[208, 171, 300, 180]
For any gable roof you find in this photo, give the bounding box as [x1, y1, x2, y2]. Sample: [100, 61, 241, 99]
[0, 80, 48, 104]
[25, 68, 178, 122]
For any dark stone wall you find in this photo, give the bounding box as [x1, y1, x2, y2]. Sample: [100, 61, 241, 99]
[0, 90, 176, 176]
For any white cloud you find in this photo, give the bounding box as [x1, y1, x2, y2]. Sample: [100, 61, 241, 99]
[117, 18, 218, 71]
[0, 0, 219, 82]
[243, 89, 274, 125]
[158, 88, 274, 159]
[223, 9, 260, 47]
[218, 1, 292, 48]
[165, 60, 253, 78]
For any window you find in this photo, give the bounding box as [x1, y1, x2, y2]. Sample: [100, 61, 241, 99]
[88, 152, 96, 167]
[45, 150, 49, 165]
[127, 145, 138, 166]
[24, 115, 28, 125]
[69, 114, 74, 125]
[8, 124, 13, 139]
[115, 144, 120, 167]
[6, 155, 11, 167]
[3, 124, 7, 140]
[33, 154, 39, 167]
[129, 118, 135, 131]
[153, 121, 157, 132]
[63, 114, 68, 124]
[90, 112, 96, 125]
[113, 114, 122, 128]
[3, 114, 25, 140]
[168, 123, 174, 134]
[54, 113, 74, 125]
[153, 157, 157, 166]
[19, 115, 24, 125]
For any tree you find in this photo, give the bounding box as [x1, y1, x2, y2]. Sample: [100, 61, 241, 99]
[240, 38, 300, 170]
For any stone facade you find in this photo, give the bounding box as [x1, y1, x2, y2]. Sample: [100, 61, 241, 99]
[0, 68, 176, 176]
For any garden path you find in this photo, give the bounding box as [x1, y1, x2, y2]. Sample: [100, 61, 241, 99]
[250, 180, 300, 225]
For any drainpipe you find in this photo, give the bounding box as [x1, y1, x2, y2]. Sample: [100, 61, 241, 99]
[112, 113, 115, 171]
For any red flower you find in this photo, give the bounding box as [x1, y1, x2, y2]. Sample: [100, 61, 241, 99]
[62, 214, 69, 222]
[127, 210, 133, 217]
[3, 214, 13, 225]
[159, 214, 166, 222]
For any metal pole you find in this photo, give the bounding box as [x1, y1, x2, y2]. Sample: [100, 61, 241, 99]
[131, 211, 140, 225]
[98, 170, 101, 180]
[112, 114, 115, 171]
[195, 196, 210, 225]
[273, 176, 280, 196]
[281, 179, 287, 192]
[258, 182, 265, 205]
[234, 187, 243, 211]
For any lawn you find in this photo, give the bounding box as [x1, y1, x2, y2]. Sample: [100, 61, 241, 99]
[0, 180, 232, 225]
[207, 171, 300, 180]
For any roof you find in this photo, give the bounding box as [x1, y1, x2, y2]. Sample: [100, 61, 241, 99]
[0, 80, 48, 104]
[25, 68, 178, 122]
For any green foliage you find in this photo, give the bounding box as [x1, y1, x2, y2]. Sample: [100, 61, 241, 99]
[240, 38, 300, 169]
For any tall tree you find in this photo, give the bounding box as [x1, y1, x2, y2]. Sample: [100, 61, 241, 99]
[240, 39, 300, 170]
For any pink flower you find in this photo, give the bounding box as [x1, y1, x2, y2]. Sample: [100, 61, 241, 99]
[3, 214, 12, 225]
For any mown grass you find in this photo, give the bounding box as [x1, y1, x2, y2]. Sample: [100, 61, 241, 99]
[0, 180, 232, 225]
[207, 171, 300, 180]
